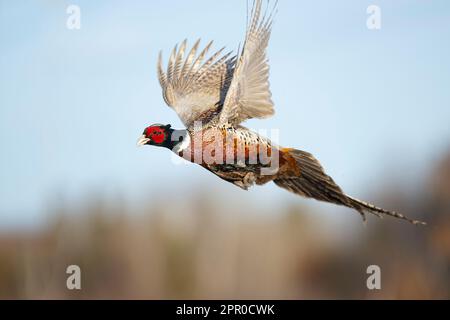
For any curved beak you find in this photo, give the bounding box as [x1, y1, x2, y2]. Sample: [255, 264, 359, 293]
[137, 135, 150, 146]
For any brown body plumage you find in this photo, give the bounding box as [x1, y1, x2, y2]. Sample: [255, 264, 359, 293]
[137, 0, 425, 225]
[173, 126, 425, 225]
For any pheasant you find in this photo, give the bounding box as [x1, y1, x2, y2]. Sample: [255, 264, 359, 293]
[137, 0, 425, 225]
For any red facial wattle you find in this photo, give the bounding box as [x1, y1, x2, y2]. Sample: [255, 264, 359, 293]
[145, 126, 166, 144]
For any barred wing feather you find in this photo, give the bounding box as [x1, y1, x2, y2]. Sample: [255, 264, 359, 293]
[157, 39, 236, 127]
[219, 0, 276, 125]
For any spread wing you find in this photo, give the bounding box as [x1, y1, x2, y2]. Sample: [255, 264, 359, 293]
[219, 0, 277, 126]
[157, 39, 236, 128]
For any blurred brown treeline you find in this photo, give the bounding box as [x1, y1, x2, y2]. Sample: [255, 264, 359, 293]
[1, 152, 449, 299]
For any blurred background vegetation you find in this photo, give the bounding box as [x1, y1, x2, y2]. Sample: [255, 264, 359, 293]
[1, 0, 450, 300]
[1, 150, 449, 299]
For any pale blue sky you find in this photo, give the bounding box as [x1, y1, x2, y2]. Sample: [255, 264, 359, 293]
[1, 0, 449, 228]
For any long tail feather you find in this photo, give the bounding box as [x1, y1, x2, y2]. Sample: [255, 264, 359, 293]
[347, 196, 426, 225]
[274, 149, 426, 225]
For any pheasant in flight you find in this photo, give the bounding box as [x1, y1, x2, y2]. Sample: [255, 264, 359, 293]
[138, 0, 424, 225]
